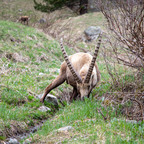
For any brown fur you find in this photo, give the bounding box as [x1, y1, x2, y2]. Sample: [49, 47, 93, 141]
[19, 16, 29, 25]
[40, 52, 100, 102]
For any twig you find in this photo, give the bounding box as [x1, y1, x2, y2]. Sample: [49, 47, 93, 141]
[97, 108, 107, 121]
[27, 89, 37, 96]
[0, 84, 7, 87]
[128, 98, 144, 121]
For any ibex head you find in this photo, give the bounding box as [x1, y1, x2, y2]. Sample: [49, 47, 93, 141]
[60, 33, 102, 100]
[76, 82, 92, 100]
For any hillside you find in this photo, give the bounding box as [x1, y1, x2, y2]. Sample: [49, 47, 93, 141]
[0, 19, 109, 142]
[0, 0, 144, 143]
[0, 20, 73, 141]
[0, 0, 75, 28]
[0, 20, 143, 144]
[0, 0, 105, 47]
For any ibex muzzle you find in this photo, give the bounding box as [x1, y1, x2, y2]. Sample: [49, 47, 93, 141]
[40, 33, 102, 102]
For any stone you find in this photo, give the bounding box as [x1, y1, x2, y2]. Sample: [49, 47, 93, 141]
[38, 106, 51, 112]
[39, 72, 44, 76]
[23, 138, 32, 144]
[39, 18, 46, 24]
[8, 138, 19, 144]
[57, 126, 73, 132]
[18, 9, 22, 12]
[36, 94, 59, 107]
[84, 26, 101, 42]
[88, 0, 100, 12]
[45, 94, 59, 107]
[5, 53, 29, 62]
[126, 119, 137, 124]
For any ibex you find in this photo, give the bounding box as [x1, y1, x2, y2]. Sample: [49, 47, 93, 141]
[40, 34, 102, 102]
[19, 16, 29, 25]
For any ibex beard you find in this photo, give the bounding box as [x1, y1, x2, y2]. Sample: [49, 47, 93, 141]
[40, 34, 102, 102]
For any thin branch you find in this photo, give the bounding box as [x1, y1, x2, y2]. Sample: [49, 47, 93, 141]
[97, 108, 107, 121]
[128, 98, 144, 121]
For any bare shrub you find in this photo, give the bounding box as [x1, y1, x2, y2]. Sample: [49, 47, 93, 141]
[98, 0, 144, 68]
[92, 0, 144, 91]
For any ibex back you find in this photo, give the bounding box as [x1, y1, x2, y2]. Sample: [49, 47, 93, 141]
[40, 34, 102, 102]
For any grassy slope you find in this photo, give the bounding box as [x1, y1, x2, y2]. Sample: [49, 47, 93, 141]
[33, 99, 144, 143]
[45, 12, 106, 46]
[0, 0, 46, 25]
[0, 20, 143, 144]
[0, 20, 73, 140]
[0, 0, 75, 28]
[0, 1, 143, 143]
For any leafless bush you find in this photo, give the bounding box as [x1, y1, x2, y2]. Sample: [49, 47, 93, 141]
[100, 92, 144, 121]
[91, 0, 144, 92]
[100, 33, 144, 91]
[98, 0, 144, 68]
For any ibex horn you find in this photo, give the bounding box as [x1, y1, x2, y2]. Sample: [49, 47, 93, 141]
[84, 33, 102, 83]
[60, 40, 82, 83]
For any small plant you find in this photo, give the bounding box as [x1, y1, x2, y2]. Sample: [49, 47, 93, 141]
[27, 95, 34, 101]
[0, 136, 6, 141]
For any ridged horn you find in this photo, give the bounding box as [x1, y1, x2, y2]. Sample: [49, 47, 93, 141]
[84, 33, 102, 83]
[60, 40, 82, 83]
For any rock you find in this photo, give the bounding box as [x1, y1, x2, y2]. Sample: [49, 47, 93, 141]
[8, 138, 19, 144]
[55, 69, 60, 74]
[84, 26, 101, 42]
[39, 18, 46, 24]
[26, 36, 33, 40]
[38, 106, 51, 112]
[45, 94, 59, 107]
[23, 138, 32, 144]
[39, 72, 44, 76]
[57, 126, 73, 132]
[36, 55, 49, 62]
[36, 94, 59, 107]
[5, 53, 29, 62]
[126, 119, 137, 124]
[18, 9, 22, 12]
[10, 37, 15, 42]
[49, 68, 60, 74]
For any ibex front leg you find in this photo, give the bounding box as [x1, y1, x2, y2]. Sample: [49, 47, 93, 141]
[40, 74, 66, 103]
[70, 88, 78, 102]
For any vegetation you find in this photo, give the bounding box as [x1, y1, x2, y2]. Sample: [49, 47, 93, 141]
[33, 0, 77, 12]
[0, 20, 73, 139]
[32, 99, 144, 143]
[100, 0, 144, 68]
[0, 0, 143, 143]
[33, 0, 88, 15]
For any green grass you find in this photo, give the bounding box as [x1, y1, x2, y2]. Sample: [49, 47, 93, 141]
[0, 19, 143, 143]
[0, 20, 73, 140]
[0, 0, 43, 25]
[32, 98, 144, 143]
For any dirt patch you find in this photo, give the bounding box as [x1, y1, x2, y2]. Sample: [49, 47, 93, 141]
[0, 120, 28, 138]
[32, 130, 75, 144]
[5, 52, 29, 62]
[36, 54, 49, 63]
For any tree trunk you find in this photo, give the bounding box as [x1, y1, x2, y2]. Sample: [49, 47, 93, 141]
[79, 0, 88, 15]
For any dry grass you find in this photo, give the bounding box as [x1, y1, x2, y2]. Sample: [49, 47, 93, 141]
[43, 12, 106, 47]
